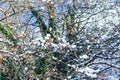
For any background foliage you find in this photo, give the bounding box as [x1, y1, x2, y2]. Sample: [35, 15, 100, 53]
[0, 0, 120, 80]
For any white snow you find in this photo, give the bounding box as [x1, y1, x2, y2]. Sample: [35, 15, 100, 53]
[71, 44, 76, 48]
[79, 54, 89, 59]
[86, 40, 90, 43]
[47, 0, 52, 2]
[32, 37, 45, 43]
[68, 64, 76, 68]
[26, 50, 33, 54]
[78, 67, 99, 78]
[41, 43, 44, 46]
[52, 56, 57, 60]
[24, 67, 28, 70]
[45, 34, 50, 40]
[87, 45, 91, 50]
[67, 76, 72, 79]
[51, 43, 58, 48]
[46, 34, 51, 37]
[42, 0, 46, 2]
[61, 38, 67, 43]
[0, 38, 3, 41]
[0, 50, 13, 55]
[101, 35, 107, 40]
[59, 43, 67, 47]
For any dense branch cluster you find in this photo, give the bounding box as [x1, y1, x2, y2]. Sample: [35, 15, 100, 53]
[0, 0, 120, 80]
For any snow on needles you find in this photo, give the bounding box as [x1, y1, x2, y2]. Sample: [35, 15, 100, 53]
[78, 67, 99, 78]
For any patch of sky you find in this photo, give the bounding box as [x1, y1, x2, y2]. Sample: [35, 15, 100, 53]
[55, 6, 62, 13]
[0, 1, 9, 11]
[0, 2, 5, 6]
